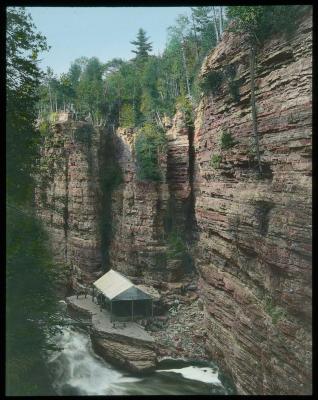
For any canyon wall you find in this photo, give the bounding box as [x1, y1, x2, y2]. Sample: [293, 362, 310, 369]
[35, 115, 103, 291]
[193, 10, 312, 395]
[36, 110, 196, 289]
[36, 8, 312, 394]
[108, 114, 195, 284]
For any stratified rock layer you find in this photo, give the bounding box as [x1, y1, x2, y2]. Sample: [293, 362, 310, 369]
[108, 120, 195, 283]
[193, 10, 312, 395]
[108, 127, 170, 282]
[35, 117, 102, 291]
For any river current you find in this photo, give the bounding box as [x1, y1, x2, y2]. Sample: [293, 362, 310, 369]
[45, 325, 235, 395]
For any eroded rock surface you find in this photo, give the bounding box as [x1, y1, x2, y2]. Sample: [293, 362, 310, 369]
[35, 120, 102, 292]
[193, 10, 312, 395]
[108, 120, 195, 283]
[36, 9, 312, 394]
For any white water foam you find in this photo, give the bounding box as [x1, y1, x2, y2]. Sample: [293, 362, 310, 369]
[46, 326, 141, 395]
[157, 365, 223, 385]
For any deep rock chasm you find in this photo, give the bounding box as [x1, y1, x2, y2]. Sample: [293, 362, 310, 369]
[36, 10, 312, 395]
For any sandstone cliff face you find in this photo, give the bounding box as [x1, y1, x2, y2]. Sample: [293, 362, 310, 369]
[35, 117, 102, 291]
[108, 117, 195, 284]
[193, 10, 312, 395]
[36, 10, 312, 393]
[108, 127, 170, 282]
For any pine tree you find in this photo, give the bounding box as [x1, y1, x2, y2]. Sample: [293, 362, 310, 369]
[130, 28, 153, 61]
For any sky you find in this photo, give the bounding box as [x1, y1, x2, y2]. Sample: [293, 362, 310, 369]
[26, 7, 193, 76]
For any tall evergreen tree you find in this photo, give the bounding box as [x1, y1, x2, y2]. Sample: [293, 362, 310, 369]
[6, 7, 61, 395]
[130, 28, 153, 62]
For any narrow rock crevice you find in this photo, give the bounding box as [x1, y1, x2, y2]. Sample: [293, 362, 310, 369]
[185, 124, 197, 243]
[97, 129, 123, 271]
[63, 152, 69, 262]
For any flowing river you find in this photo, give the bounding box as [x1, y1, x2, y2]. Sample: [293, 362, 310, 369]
[45, 325, 235, 395]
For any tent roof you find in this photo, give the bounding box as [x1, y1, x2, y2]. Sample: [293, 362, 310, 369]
[93, 269, 153, 301]
[113, 286, 152, 301]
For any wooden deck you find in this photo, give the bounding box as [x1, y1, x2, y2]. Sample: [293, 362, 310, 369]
[66, 295, 154, 344]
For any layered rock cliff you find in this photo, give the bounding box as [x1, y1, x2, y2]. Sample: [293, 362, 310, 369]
[108, 114, 196, 284]
[35, 115, 103, 292]
[193, 10, 312, 395]
[36, 8, 312, 395]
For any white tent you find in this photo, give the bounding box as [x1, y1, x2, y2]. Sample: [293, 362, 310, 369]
[92, 269, 154, 321]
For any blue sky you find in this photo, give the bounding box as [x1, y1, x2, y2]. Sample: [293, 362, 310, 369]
[26, 7, 193, 76]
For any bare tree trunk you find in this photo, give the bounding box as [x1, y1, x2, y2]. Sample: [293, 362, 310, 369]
[191, 14, 200, 60]
[212, 7, 220, 42]
[249, 43, 262, 174]
[219, 7, 223, 36]
[220, 6, 225, 30]
[48, 84, 53, 113]
[156, 110, 164, 129]
[133, 80, 136, 116]
[181, 38, 191, 99]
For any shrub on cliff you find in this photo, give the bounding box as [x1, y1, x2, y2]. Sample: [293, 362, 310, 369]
[199, 69, 224, 96]
[119, 102, 135, 128]
[74, 124, 93, 147]
[220, 129, 236, 149]
[210, 153, 222, 169]
[166, 230, 187, 259]
[135, 123, 167, 182]
[176, 95, 194, 128]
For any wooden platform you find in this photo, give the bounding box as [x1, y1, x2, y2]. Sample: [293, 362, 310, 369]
[66, 295, 154, 344]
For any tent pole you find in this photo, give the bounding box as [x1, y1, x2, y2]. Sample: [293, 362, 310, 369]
[132, 300, 134, 321]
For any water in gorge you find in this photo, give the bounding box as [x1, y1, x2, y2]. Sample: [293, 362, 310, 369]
[45, 325, 235, 395]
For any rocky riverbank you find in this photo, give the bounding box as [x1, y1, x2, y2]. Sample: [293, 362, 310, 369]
[145, 285, 209, 361]
[66, 295, 157, 374]
[65, 282, 209, 373]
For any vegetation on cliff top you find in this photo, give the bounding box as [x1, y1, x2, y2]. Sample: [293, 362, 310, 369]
[6, 6, 310, 394]
[135, 123, 167, 182]
[36, 7, 225, 127]
[6, 7, 61, 395]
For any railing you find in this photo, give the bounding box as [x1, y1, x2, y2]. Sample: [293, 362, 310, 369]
[110, 314, 152, 322]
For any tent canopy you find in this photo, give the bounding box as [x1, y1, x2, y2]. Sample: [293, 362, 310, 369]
[93, 269, 153, 301]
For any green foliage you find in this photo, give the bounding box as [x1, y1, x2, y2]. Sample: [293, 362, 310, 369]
[74, 124, 93, 147]
[199, 70, 224, 96]
[264, 294, 287, 324]
[38, 119, 50, 136]
[220, 129, 236, 149]
[166, 230, 187, 259]
[119, 103, 135, 127]
[223, 64, 241, 102]
[191, 7, 218, 57]
[5, 7, 66, 391]
[35, 7, 224, 129]
[6, 7, 50, 204]
[131, 28, 153, 64]
[247, 145, 257, 161]
[210, 153, 222, 169]
[135, 123, 167, 182]
[176, 95, 194, 128]
[97, 134, 123, 268]
[227, 6, 307, 45]
[6, 203, 60, 395]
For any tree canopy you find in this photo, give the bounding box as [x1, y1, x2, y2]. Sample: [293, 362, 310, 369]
[130, 28, 153, 62]
[6, 7, 60, 395]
